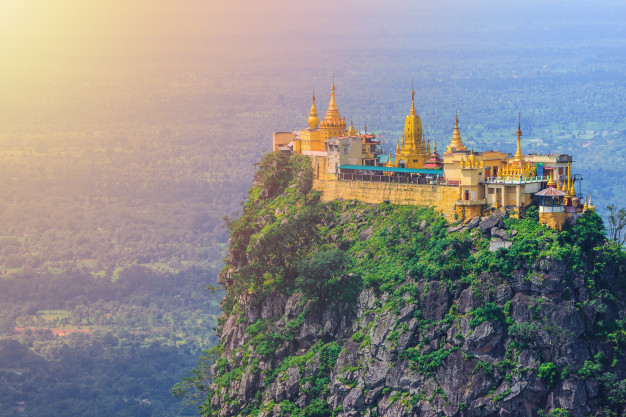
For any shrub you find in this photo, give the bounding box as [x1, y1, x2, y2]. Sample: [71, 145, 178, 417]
[296, 249, 356, 302]
[538, 362, 558, 388]
[468, 302, 504, 328]
[302, 400, 330, 417]
[578, 352, 605, 379]
[548, 409, 570, 417]
[508, 321, 539, 345]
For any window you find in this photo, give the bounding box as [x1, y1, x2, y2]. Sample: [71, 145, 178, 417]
[343, 146, 348, 155]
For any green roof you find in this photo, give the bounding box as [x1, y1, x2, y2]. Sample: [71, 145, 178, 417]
[377, 155, 394, 164]
[338, 165, 444, 175]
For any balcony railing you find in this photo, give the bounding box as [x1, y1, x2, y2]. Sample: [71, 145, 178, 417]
[481, 175, 549, 184]
[456, 199, 487, 206]
[338, 172, 441, 185]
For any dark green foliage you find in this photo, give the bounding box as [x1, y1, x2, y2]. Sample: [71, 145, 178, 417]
[468, 302, 504, 328]
[524, 205, 539, 222]
[597, 372, 626, 411]
[253, 152, 296, 200]
[220, 153, 322, 314]
[400, 346, 458, 377]
[473, 361, 493, 375]
[578, 352, 606, 379]
[296, 249, 355, 301]
[508, 322, 539, 346]
[560, 212, 606, 253]
[302, 400, 331, 417]
[351, 331, 365, 343]
[538, 362, 558, 388]
[549, 409, 570, 417]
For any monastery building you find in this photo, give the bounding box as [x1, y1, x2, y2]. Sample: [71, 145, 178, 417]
[272, 82, 594, 230]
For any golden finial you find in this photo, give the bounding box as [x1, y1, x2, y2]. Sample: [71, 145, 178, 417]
[547, 176, 556, 188]
[449, 109, 466, 152]
[566, 161, 575, 198]
[589, 194, 595, 212]
[410, 89, 416, 116]
[347, 119, 356, 136]
[307, 90, 319, 130]
[325, 79, 340, 120]
[583, 195, 589, 211]
[427, 138, 431, 154]
[513, 113, 524, 163]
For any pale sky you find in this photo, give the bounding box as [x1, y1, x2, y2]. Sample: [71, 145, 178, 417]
[1, 0, 624, 129]
[2, 0, 624, 71]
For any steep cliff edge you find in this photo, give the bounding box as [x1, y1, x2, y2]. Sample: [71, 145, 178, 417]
[201, 153, 626, 417]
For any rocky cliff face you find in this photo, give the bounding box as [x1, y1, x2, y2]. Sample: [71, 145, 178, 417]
[201, 153, 626, 417]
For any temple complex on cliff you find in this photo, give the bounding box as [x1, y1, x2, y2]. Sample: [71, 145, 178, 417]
[272, 82, 594, 230]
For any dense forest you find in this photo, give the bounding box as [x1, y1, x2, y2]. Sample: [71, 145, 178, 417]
[0, 127, 246, 415]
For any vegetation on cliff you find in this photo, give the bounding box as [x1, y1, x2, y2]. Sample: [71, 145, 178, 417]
[186, 152, 626, 417]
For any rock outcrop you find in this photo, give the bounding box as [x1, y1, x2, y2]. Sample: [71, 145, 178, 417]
[200, 153, 626, 417]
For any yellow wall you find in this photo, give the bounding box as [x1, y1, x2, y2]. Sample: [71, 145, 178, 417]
[299, 129, 324, 152]
[272, 132, 296, 151]
[314, 179, 459, 220]
[310, 156, 330, 180]
[539, 211, 568, 231]
[456, 204, 483, 220]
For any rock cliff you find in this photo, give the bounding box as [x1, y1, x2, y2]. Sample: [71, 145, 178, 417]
[200, 153, 626, 417]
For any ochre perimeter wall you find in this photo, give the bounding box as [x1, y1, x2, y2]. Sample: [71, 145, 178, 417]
[313, 179, 459, 220]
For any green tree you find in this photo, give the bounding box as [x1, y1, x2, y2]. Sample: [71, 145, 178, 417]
[296, 249, 350, 301]
[607, 204, 626, 245]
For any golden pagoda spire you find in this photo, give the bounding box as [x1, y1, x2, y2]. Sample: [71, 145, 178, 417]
[589, 194, 595, 212]
[325, 81, 341, 120]
[402, 89, 423, 152]
[427, 138, 431, 154]
[319, 78, 346, 139]
[396, 140, 400, 155]
[566, 162, 575, 198]
[448, 109, 467, 152]
[307, 91, 320, 130]
[513, 113, 524, 163]
[347, 120, 356, 136]
[434, 139, 437, 153]
[583, 196, 589, 211]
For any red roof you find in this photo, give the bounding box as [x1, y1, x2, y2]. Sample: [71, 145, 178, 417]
[423, 163, 442, 169]
[535, 187, 566, 196]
